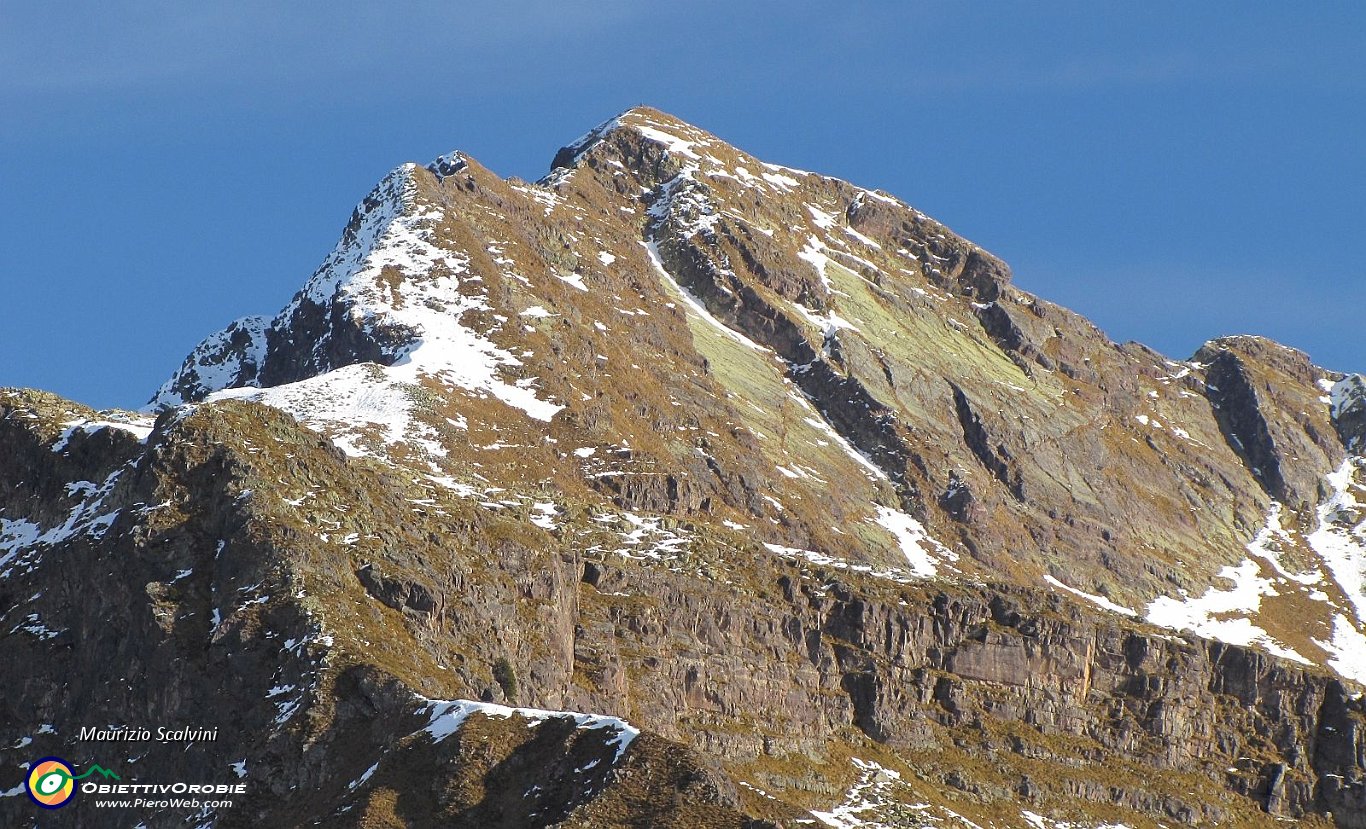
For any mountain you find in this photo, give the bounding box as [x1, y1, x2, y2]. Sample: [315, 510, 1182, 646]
[4, 106, 1366, 828]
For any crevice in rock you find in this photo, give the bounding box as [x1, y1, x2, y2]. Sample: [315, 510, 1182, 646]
[949, 382, 1024, 501]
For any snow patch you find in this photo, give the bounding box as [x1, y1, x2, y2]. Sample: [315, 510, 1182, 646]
[761, 169, 801, 189]
[810, 759, 914, 829]
[151, 316, 269, 407]
[1309, 459, 1366, 622]
[764, 543, 928, 585]
[423, 699, 639, 763]
[1315, 614, 1366, 686]
[1022, 812, 1133, 829]
[871, 505, 953, 578]
[530, 501, 559, 530]
[794, 303, 859, 337]
[1044, 575, 1137, 617]
[207, 364, 446, 459]
[556, 272, 589, 292]
[799, 413, 887, 481]
[1145, 558, 1311, 664]
[1, 467, 126, 578]
[51, 416, 155, 452]
[347, 762, 379, 791]
[153, 163, 564, 433]
[643, 240, 769, 353]
[797, 235, 834, 292]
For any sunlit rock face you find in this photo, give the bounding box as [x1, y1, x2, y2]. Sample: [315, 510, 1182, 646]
[3, 107, 1366, 828]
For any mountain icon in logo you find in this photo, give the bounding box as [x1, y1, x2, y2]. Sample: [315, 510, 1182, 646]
[26, 757, 120, 810]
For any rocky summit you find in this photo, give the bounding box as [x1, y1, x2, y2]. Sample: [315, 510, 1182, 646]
[4, 106, 1366, 828]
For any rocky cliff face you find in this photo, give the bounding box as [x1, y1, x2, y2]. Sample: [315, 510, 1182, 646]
[4, 107, 1366, 828]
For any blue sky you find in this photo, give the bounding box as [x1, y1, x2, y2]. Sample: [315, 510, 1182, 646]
[3, 2, 1363, 408]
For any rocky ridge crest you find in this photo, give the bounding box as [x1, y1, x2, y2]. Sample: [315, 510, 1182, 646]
[4, 106, 1366, 827]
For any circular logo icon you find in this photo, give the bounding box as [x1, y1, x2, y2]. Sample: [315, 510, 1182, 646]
[27, 757, 75, 809]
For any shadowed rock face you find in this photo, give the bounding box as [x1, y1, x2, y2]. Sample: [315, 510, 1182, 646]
[5, 107, 1366, 827]
[1334, 375, 1366, 453]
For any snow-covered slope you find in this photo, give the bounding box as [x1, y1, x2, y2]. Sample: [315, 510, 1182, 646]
[151, 161, 562, 466]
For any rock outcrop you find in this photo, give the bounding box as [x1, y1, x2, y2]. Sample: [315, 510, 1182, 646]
[4, 107, 1366, 828]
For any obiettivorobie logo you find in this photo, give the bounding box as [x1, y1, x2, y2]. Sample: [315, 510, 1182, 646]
[26, 756, 120, 809]
[23, 754, 246, 813]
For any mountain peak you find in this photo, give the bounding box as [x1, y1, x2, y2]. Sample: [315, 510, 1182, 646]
[150, 150, 565, 442]
[147, 104, 1364, 691]
[425, 150, 469, 180]
[549, 105, 737, 173]
[9, 106, 1366, 827]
